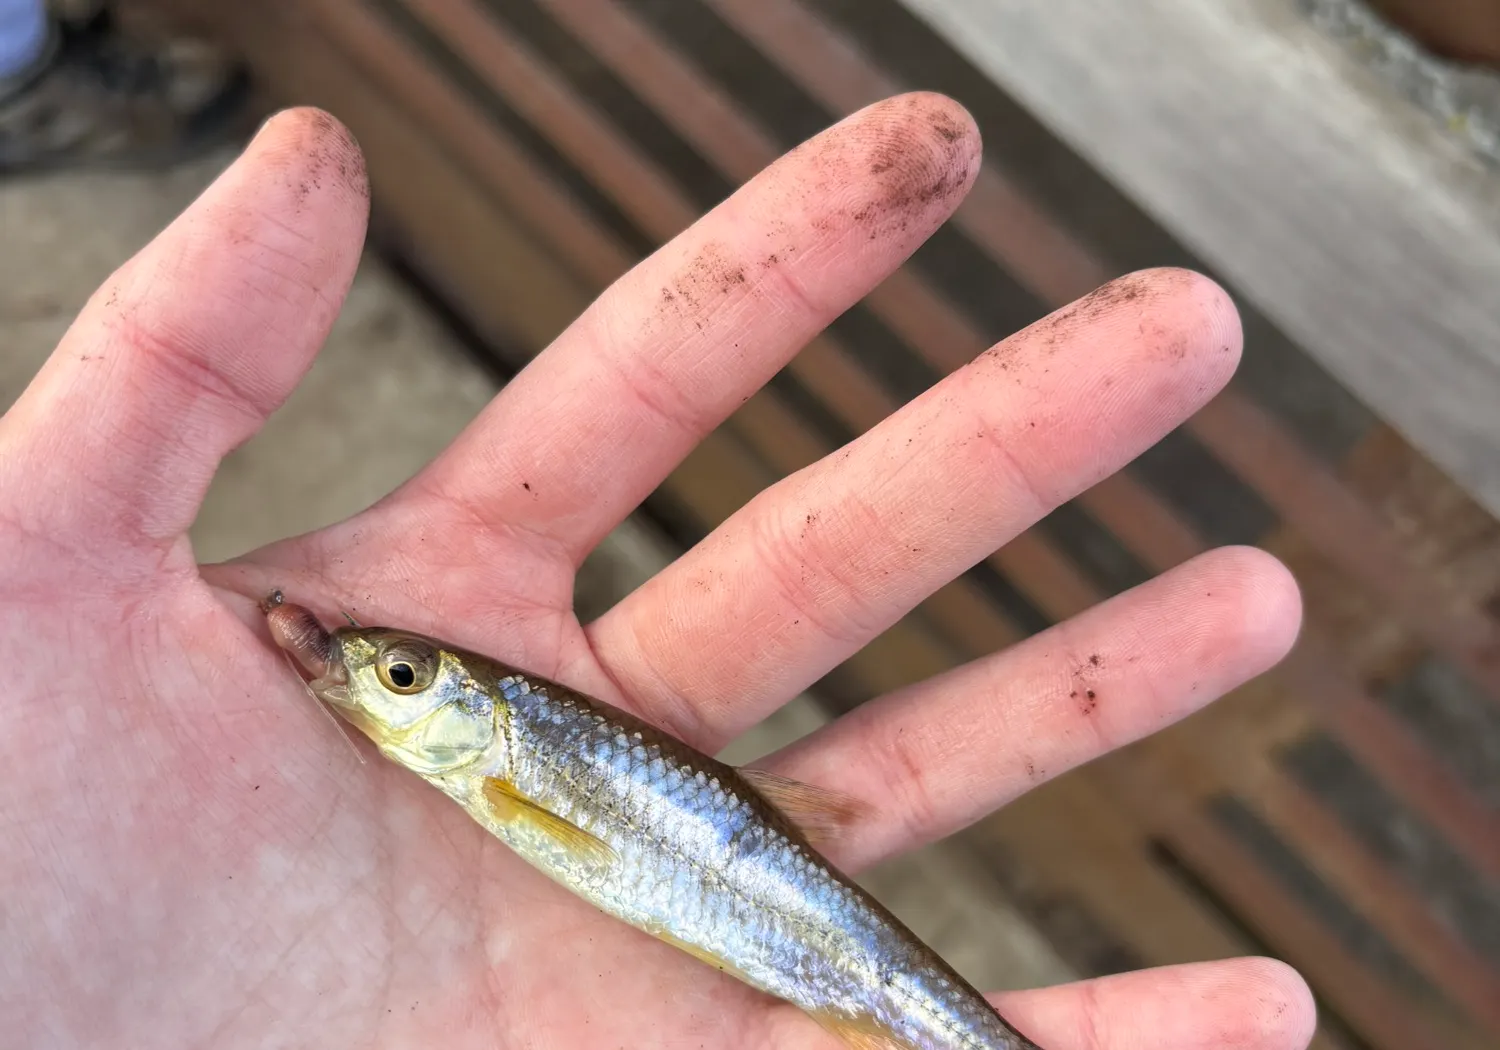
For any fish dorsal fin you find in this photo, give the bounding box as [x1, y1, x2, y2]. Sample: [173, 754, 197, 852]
[809, 1011, 919, 1050]
[481, 777, 618, 874]
[737, 768, 869, 849]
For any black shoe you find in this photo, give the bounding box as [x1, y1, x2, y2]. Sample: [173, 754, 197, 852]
[0, 9, 254, 175]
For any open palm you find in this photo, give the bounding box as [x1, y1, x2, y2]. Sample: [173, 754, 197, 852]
[2, 101, 1314, 1050]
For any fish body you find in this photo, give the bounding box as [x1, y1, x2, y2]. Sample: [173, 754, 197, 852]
[263, 599, 1042, 1050]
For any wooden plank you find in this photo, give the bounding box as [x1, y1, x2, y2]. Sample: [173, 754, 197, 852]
[1078, 475, 1500, 883]
[172, 2, 588, 356]
[1294, 645, 1500, 883]
[889, 0, 1500, 522]
[409, 0, 698, 241]
[985, 775, 1256, 968]
[986, 772, 1374, 1049]
[1133, 781, 1486, 1050]
[1192, 390, 1500, 710]
[303, 0, 636, 290]
[1342, 423, 1500, 610]
[1125, 673, 1500, 1031]
[1255, 768, 1500, 1030]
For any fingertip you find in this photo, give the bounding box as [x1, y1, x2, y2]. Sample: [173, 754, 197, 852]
[1001, 266, 1244, 464]
[825, 91, 982, 251]
[1074, 266, 1243, 400]
[1197, 545, 1305, 673]
[992, 957, 1319, 1050]
[1125, 265, 1244, 376]
[247, 106, 371, 212]
[1235, 957, 1319, 1050]
[1182, 265, 1242, 366]
[882, 89, 984, 182]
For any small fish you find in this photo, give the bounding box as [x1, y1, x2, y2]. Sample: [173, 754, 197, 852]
[263, 592, 1044, 1050]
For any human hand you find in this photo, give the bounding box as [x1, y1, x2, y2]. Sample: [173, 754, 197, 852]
[0, 100, 1313, 1049]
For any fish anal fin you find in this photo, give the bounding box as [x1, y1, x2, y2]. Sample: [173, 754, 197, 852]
[738, 767, 869, 848]
[809, 1011, 918, 1050]
[480, 777, 618, 873]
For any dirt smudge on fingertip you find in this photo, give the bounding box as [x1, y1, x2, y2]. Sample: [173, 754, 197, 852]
[792, 93, 979, 246]
[304, 109, 369, 202]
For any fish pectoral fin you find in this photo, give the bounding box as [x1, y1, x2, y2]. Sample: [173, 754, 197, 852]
[737, 768, 870, 848]
[480, 777, 618, 872]
[809, 1011, 919, 1050]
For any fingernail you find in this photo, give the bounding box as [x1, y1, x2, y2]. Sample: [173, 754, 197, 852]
[249, 109, 285, 146]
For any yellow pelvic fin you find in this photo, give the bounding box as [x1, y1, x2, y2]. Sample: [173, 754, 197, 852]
[809, 1011, 919, 1050]
[648, 927, 751, 984]
[738, 767, 870, 848]
[480, 777, 618, 873]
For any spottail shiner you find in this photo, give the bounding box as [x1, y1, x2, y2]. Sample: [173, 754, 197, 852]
[264, 592, 1044, 1050]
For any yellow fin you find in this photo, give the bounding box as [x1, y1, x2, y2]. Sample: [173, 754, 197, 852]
[480, 777, 618, 872]
[738, 767, 869, 848]
[809, 1011, 918, 1050]
[648, 927, 751, 984]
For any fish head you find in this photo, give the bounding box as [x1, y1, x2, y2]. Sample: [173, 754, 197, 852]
[317, 626, 499, 776]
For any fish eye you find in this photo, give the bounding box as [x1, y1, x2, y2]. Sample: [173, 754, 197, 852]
[375, 641, 437, 694]
[387, 662, 417, 688]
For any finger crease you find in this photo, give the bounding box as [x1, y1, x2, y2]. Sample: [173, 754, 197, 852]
[106, 311, 274, 424]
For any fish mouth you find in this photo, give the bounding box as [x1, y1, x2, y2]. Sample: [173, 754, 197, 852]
[306, 648, 391, 745]
[308, 634, 352, 709]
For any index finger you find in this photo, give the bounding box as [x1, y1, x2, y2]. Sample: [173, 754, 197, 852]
[388, 92, 980, 564]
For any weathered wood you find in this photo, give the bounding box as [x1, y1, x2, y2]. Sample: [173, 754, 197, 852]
[1124, 772, 1487, 1050]
[163, 3, 587, 356]
[1080, 474, 1500, 882]
[1365, 0, 1500, 65]
[1343, 424, 1500, 609]
[893, 0, 1500, 521]
[1255, 767, 1500, 1029]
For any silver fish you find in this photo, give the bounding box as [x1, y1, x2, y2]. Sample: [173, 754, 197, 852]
[264, 592, 1044, 1050]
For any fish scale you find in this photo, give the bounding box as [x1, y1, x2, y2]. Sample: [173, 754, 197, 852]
[465, 673, 1037, 1049]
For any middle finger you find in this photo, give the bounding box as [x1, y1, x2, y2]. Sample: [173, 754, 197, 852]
[391, 92, 980, 566]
